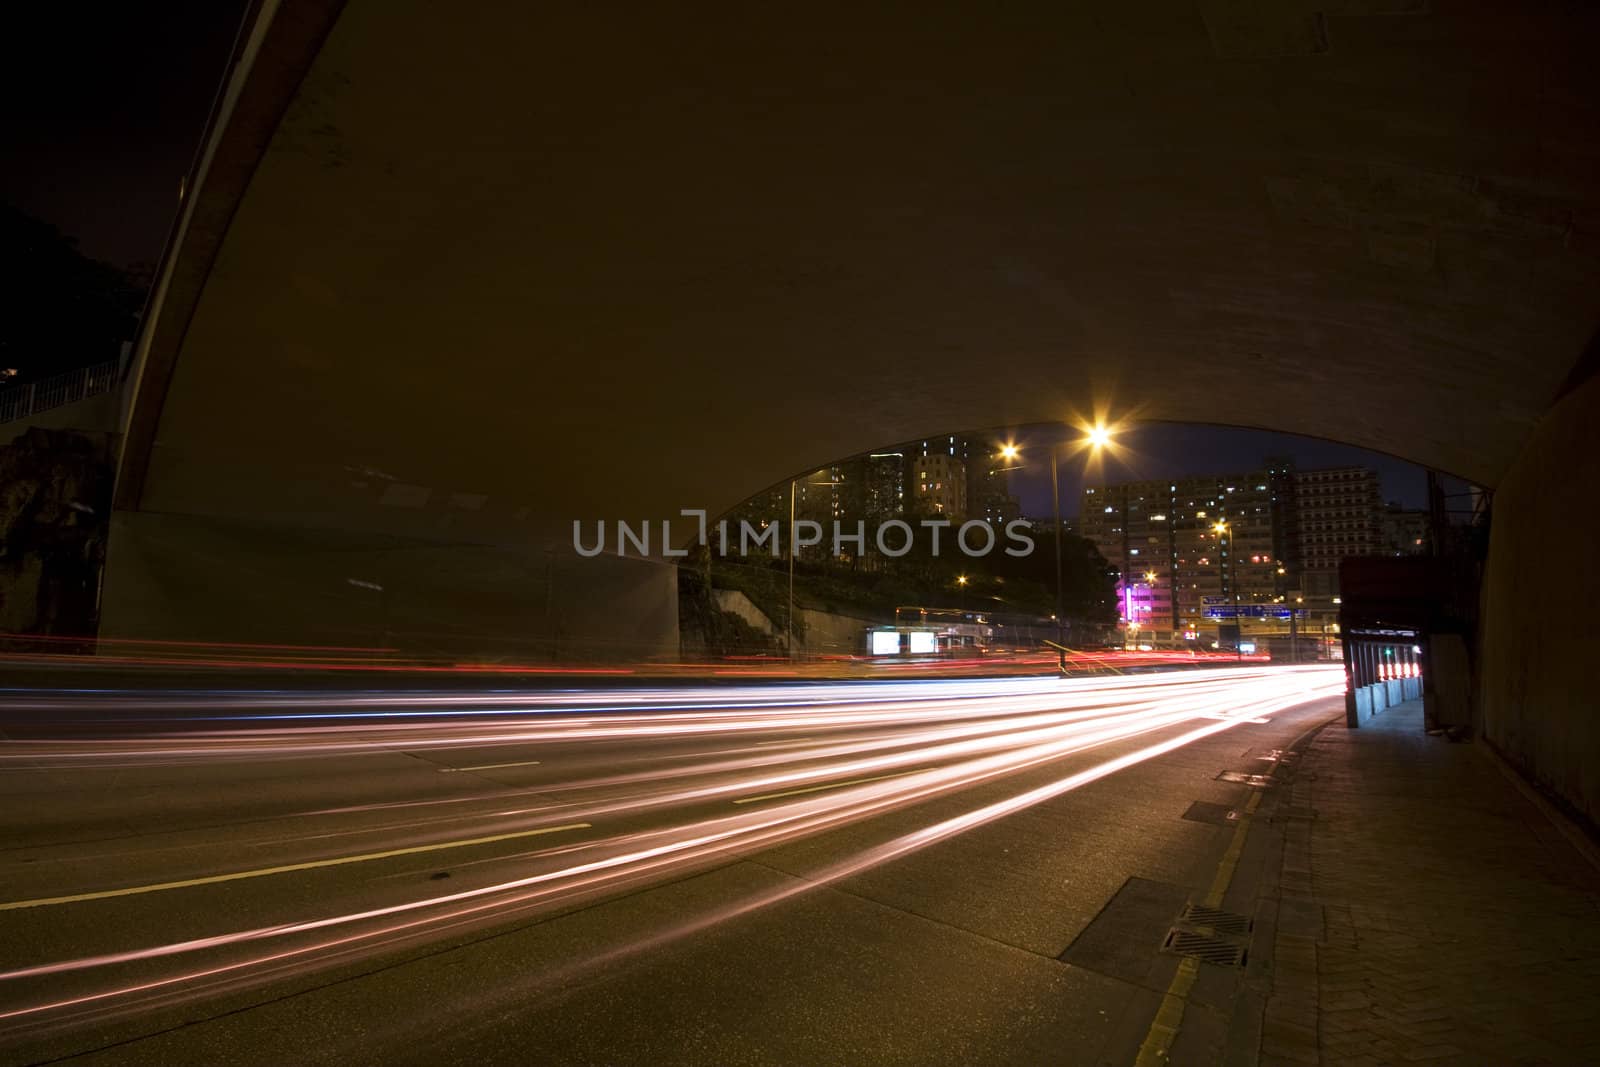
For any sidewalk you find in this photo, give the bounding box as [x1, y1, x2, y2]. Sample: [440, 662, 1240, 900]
[1258, 700, 1600, 1066]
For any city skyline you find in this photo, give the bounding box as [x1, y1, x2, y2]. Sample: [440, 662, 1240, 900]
[996, 421, 1435, 519]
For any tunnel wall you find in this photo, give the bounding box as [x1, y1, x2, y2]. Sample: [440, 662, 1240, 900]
[1479, 373, 1600, 827]
[100, 511, 680, 664]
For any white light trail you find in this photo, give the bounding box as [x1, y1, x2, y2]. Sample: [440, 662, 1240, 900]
[0, 666, 1341, 1039]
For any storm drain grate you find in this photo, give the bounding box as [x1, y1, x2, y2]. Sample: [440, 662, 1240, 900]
[1216, 770, 1275, 787]
[1180, 903, 1253, 936]
[1163, 929, 1248, 967]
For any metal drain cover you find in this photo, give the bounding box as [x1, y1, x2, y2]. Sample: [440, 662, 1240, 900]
[1180, 903, 1253, 936]
[1216, 770, 1275, 786]
[1181, 801, 1239, 826]
[1163, 928, 1248, 967]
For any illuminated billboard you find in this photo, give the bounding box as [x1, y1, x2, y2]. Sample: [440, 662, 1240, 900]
[870, 630, 901, 656]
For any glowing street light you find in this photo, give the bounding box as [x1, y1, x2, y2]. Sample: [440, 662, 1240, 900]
[1085, 425, 1113, 450]
[956, 575, 969, 586]
[999, 443, 1020, 461]
[1208, 518, 1241, 661]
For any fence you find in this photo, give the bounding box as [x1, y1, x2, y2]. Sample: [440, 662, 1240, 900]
[0, 362, 118, 424]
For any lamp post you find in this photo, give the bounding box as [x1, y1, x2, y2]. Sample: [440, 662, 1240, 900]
[788, 479, 796, 658]
[787, 473, 842, 659]
[1214, 519, 1242, 661]
[997, 425, 1113, 667]
[1276, 563, 1298, 663]
[992, 442, 1065, 652]
[1049, 446, 1064, 652]
[1143, 570, 1159, 646]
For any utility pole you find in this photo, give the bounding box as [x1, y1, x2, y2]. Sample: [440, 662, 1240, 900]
[1051, 446, 1064, 650]
[1119, 484, 1131, 650]
[1230, 517, 1242, 661]
[787, 478, 796, 659]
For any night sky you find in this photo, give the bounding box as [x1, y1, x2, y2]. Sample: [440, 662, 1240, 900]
[999, 421, 1433, 519]
[2, 2, 250, 269]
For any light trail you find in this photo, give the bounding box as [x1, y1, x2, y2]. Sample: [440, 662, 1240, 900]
[0, 665, 1342, 1042]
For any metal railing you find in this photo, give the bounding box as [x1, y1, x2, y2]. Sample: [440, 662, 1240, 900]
[0, 361, 118, 425]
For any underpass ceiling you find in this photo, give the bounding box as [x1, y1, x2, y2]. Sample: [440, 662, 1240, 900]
[130, 1, 1600, 538]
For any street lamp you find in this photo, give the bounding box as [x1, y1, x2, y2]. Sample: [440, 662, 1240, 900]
[1213, 519, 1243, 661]
[999, 426, 1115, 665]
[1140, 570, 1159, 646]
[994, 443, 1068, 654]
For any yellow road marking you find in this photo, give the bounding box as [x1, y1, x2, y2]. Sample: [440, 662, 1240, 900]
[0, 822, 591, 911]
[732, 769, 921, 805]
[1134, 789, 1264, 1066]
[438, 758, 542, 772]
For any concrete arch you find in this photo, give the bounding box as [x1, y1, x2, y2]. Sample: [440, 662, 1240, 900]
[100, 2, 1600, 822]
[118, 2, 1600, 531]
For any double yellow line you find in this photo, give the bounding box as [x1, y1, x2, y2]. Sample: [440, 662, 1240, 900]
[1134, 789, 1264, 1065]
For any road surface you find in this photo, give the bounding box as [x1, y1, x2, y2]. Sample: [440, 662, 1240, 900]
[0, 666, 1344, 1065]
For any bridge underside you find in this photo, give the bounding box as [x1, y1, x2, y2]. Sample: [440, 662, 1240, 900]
[106, 4, 1600, 815]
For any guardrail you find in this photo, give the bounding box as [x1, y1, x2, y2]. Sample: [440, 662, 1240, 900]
[0, 361, 118, 424]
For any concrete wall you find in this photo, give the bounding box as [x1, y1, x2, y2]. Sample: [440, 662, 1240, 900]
[1350, 677, 1423, 727]
[712, 589, 777, 635]
[797, 607, 876, 656]
[1426, 633, 1472, 730]
[0, 391, 121, 445]
[705, 592, 874, 654]
[101, 511, 679, 663]
[1479, 373, 1600, 826]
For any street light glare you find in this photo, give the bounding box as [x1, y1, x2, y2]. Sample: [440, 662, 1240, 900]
[1086, 425, 1113, 449]
[999, 443, 1020, 460]
[956, 575, 969, 585]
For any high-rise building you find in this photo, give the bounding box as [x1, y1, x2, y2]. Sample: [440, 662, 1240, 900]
[715, 431, 1032, 565]
[1081, 468, 1300, 639]
[862, 452, 908, 521]
[912, 449, 968, 519]
[967, 444, 1022, 525]
[1294, 467, 1382, 598]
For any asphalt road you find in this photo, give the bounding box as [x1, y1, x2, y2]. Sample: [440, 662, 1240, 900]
[0, 666, 1345, 1066]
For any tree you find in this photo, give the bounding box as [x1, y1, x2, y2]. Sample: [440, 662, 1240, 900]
[0, 205, 146, 383]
